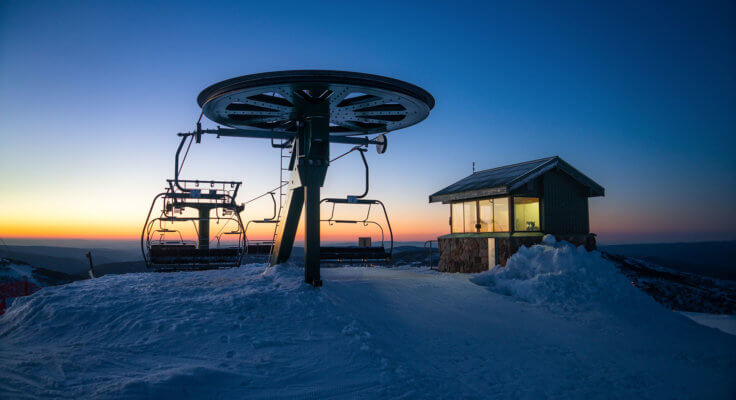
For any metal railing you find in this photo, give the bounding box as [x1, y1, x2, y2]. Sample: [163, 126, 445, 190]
[424, 240, 438, 270]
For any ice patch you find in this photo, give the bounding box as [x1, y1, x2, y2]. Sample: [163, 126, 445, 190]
[470, 239, 655, 313]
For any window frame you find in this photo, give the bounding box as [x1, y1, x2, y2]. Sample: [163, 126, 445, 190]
[450, 197, 512, 233]
[512, 196, 541, 232]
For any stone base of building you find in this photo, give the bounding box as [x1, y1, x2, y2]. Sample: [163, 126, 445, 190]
[437, 233, 597, 273]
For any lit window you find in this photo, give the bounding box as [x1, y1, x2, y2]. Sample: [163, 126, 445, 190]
[494, 197, 509, 232]
[464, 201, 477, 233]
[479, 200, 493, 232]
[451, 202, 463, 233]
[514, 197, 540, 231]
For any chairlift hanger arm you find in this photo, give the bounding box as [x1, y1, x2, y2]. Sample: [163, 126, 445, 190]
[174, 134, 191, 192]
[141, 192, 167, 267]
[181, 126, 383, 146]
[354, 148, 368, 199]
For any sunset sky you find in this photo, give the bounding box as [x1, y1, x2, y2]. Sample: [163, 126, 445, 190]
[1, 1, 734, 245]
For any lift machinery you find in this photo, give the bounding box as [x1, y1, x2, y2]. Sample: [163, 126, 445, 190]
[171, 70, 433, 285]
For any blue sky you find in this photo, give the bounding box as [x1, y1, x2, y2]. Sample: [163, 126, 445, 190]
[0, 0, 734, 244]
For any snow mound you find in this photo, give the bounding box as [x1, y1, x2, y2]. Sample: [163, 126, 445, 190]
[471, 235, 654, 312]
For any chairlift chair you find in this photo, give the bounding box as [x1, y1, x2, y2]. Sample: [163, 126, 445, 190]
[141, 178, 245, 271]
[243, 192, 279, 258]
[319, 148, 393, 264]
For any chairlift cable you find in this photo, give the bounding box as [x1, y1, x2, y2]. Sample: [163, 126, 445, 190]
[213, 217, 233, 240]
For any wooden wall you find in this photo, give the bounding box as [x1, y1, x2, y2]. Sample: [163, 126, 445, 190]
[541, 169, 590, 234]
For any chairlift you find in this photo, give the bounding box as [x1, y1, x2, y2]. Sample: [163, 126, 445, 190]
[243, 192, 279, 258]
[320, 148, 393, 263]
[141, 133, 245, 271]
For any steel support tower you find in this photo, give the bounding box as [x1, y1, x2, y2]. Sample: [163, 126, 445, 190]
[193, 70, 434, 286]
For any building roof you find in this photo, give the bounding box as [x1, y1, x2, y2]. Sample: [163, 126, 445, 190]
[428, 156, 604, 203]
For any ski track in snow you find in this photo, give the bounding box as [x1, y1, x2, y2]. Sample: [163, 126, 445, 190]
[1, 241, 735, 399]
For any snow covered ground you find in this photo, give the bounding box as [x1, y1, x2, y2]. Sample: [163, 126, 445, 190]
[0, 261, 40, 286]
[1, 239, 735, 399]
[681, 312, 736, 336]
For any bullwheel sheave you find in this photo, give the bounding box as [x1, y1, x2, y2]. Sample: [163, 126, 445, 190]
[197, 70, 435, 136]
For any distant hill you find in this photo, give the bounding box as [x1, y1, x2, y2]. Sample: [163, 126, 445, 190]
[0, 246, 142, 276]
[603, 252, 736, 314]
[93, 261, 147, 277]
[0, 258, 75, 287]
[2, 241, 732, 282]
[600, 241, 736, 281]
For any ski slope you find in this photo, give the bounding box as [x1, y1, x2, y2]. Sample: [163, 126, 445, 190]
[1, 239, 735, 399]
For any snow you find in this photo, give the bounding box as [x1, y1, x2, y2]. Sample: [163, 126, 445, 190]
[681, 312, 736, 336]
[470, 235, 659, 313]
[0, 261, 40, 286]
[1, 241, 735, 399]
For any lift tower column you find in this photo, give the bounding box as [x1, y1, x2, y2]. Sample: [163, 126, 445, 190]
[195, 70, 434, 286]
[272, 97, 331, 285]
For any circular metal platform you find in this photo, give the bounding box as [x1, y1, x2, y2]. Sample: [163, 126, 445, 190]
[198, 70, 434, 136]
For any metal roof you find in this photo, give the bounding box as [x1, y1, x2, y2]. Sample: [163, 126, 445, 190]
[429, 156, 604, 203]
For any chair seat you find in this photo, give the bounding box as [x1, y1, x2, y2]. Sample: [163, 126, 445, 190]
[149, 245, 241, 266]
[246, 242, 274, 255]
[320, 246, 389, 261]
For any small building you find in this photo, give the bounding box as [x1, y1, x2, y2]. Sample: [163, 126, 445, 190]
[429, 156, 604, 272]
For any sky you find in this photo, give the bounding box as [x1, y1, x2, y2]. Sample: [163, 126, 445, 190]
[0, 0, 734, 246]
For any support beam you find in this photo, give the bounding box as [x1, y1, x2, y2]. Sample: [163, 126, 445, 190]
[270, 185, 304, 264]
[304, 185, 321, 286]
[269, 110, 330, 286]
[198, 207, 210, 251]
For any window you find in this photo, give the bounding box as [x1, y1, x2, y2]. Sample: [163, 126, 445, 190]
[493, 197, 509, 232]
[478, 200, 493, 232]
[464, 201, 478, 232]
[451, 197, 510, 233]
[514, 197, 540, 231]
[451, 202, 463, 233]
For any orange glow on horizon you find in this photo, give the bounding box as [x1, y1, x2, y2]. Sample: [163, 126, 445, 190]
[2, 201, 705, 244]
[1, 219, 449, 242]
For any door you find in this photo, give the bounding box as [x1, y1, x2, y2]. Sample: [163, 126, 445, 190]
[487, 238, 496, 269]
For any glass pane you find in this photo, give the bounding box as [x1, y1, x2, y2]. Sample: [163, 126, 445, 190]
[464, 201, 477, 233]
[493, 197, 509, 232]
[451, 202, 464, 233]
[479, 199, 493, 232]
[514, 197, 540, 231]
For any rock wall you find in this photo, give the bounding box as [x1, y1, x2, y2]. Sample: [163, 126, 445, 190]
[437, 237, 489, 273]
[438, 234, 597, 273]
[495, 237, 543, 266]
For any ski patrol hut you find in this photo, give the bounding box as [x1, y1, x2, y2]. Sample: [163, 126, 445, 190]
[429, 156, 604, 272]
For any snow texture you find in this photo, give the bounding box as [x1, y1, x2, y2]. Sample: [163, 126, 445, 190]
[0, 262, 40, 286]
[470, 235, 660, 313]
[1, 240, 735, 399]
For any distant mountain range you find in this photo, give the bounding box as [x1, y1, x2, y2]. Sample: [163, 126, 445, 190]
[2, 240, 732, 279]
[0, 246, 142, 278]
[604, 253, 736, 314]
[600, 241, 736, 280]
